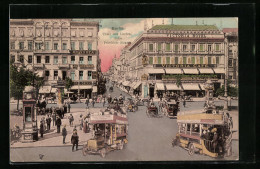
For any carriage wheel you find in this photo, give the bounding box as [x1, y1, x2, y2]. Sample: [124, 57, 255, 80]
[188, 143, 195, 156]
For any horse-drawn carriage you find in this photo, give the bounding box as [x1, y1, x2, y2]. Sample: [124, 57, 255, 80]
[146, 102, 160, 118]
[162, 100, 180, 118]
[36, 100, 47, 115]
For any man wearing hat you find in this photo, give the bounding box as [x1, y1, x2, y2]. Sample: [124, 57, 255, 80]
[62, 125, 67, 144]
[56, 116, 62, 133]
[68, 114, 74, 127]
[71, 130, 79, 152]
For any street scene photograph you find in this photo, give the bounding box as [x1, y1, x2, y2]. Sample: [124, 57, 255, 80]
[9, 18, 239, 162]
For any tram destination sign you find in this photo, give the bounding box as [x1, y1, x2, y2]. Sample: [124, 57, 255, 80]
[70, 50, 96, 55]
[153, 64, 216, 68]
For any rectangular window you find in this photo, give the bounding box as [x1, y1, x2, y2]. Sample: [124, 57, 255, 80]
[166, 57, 170, 64]
[45, 71, 49, 77]
[19, 42, 24, 50]
[54, 43, 58, 50]
[71, 56, 75, 64]
[175, 57, 178, 64]
[183, 57, 187, 64]
[79, 71, 83, 80]
[88, 56, 92, 64]
[35, 43, 42, 50]
[200, 57, 203, 64]
[183, 45, 187, 51]
[149, 44, 153, 52]
[11, 55, 15, 62]
[166, 43, 171, 51]
[88, 71, 92, 80]
[54, 56, 58, 64]
[88, 43, 92, 50]
[158, 57, 161, 64]
[37, 56, 41, 63]
[28, 41, 33, 50]
[71, 42, 75, 50]
[45, 56, 49, 63]
[19, 55, 24, 63]
[62, 43, 67, 50]
[62, 56, 67, 64]
[54, 71, 58, 80]
[191, 45, 195, 51]
[216, 56, 219, 64]
[11, 42, 15, 49]
[158, 43, 162, 51]
[175, 44, 179, 51]
[28, 55, 32, 63]
[149, 57, 153, 64]
[71, 72, 75, 80]
[216, 44, 220, 51]
[228, 59, 233, 67]
[191, 57, 195, 64]
[79, 57, 84, 64]
[208, 45, 212, 51]
[200, 44, 204, 51]
[45, 42, 49, 50]
[79, 42, 84, 50]
[208, 57, 212, 64]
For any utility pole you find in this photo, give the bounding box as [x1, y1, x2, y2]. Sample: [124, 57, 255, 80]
[224, 33, 228, 110]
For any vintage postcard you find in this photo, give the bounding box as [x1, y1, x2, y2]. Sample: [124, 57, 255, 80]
[10, 18, 238, 162]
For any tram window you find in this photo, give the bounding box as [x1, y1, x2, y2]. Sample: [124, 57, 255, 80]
[192, 124, 200, 133]
[180, 124, 186, 133]
[187, 124, 191, 132]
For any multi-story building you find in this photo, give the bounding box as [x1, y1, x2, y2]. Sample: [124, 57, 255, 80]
[223, 28, 238, 87]
[10, 19, 100, 98]
[116, 24, 227, 98]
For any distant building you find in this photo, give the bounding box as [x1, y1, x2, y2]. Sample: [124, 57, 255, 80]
[10, 19, 100, 98]
[115, 24, 228, 98]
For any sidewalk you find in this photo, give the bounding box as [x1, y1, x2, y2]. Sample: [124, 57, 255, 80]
[11, 108, 96, 148]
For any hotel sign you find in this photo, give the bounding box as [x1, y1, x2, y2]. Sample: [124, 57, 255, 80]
[73, 81, 92, 85]
[167, 33, 206, 38]
[70, 50, 96, 55]
[153, 64, 216, 68]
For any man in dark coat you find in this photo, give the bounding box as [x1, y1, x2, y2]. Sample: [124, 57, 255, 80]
[183, 99, 186, 108]
[40, 121, 44, 138]
[56, 116, 62, 133]
[67, 102, 71, 113]
[46, 115, 52, 131]
[71, 130, 79, 151]
[62, 125, 67, 144]
[85, 98, 89, 107]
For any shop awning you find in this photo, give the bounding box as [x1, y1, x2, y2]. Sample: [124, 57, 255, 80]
[199, 84, 205, 90]
[92, 86, 97, 92]
[122, 81, 131, 86]
[199, 68, 214, 74]
[130, 82, 136, 88]
[51, 88, 58, 93]
[213, 68, 225, 74]
[71, 85, 92, 90]
[133, 82, 142, 89]
[182, 68, 199, 74]
[165, 69, 183, 74]
[156, 83, 165, 90]
[165, 84, 182, 90]
[148, 69, 165, 74]
[39, 86, 51, 94]
[182, 83, 200, 90]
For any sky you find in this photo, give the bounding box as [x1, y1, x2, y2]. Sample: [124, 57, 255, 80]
[96, 18, 238, 72]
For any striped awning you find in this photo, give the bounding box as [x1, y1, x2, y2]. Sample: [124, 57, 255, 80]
[182, 83, 200, 90]
[165, 84, 182, 90]
[148, 69, 165, 74]
[199, 84, 205, 90]
[199, 68, 214, 74]
[182, 68, 199, 74]
[165, 69, 183, 74]
[71, 85, 92, 90]
[156, 83, 165, 90]
[133, 82, 142, 89]
[130, 82, 137, 88]
[213, 68, 225, 74]
[122, 81, 131, 86]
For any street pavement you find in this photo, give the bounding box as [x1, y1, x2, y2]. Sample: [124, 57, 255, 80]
[10, 83, 239, 162]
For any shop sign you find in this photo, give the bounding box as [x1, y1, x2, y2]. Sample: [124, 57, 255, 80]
[72, 64, 94, 69]
[73, 81, 92, 85]
[167, 33, 207, 38]
[70, 50, 96, 55]
[153, 64, 216, 68]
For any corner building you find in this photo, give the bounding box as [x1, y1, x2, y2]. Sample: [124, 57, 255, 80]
[125, 25, 226, 98]
[10, 19, 100, 98]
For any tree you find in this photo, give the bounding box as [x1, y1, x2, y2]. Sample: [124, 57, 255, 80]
[215, 79, 238, 97]
[10, 63, 44, 110]
[176, 75, 182, 88]
[64, 77, 73, 90]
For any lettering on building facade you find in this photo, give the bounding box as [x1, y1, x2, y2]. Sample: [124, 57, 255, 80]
[70, 50, 96, 55]
[153, 64, 216, 68]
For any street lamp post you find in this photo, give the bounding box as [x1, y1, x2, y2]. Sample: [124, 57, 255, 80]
[224, 34, 229, 110]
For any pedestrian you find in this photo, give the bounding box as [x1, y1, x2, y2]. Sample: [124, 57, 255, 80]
[103, 97, 106, 107]
[64, 103, 67, 114]
[67, 102, 71, 113]
[46, 115, 52, 131]
[85, 98, 89, 107]
[71, 130, 79, 152]
[56, 116, 62, 133]
[83, 115, 89, 133]
[68, 114, 74, 127]
[183, 99, 186, 108]
[79, 114, 83, 130]
[62, 125, 67, 144]
[92, 99, 95, 107]
[40, 121, 44, 138]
